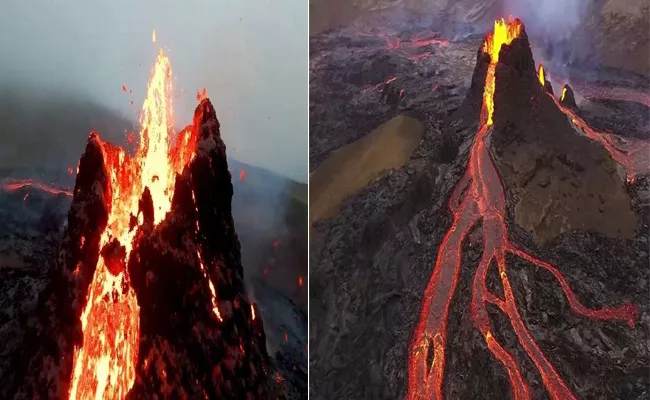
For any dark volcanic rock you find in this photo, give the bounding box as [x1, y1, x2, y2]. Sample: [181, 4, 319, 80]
[13, 99, 280, 399]
[127, 99, 274, 399]
[543, 79, 554, 96]
[13, 133, 111, 398]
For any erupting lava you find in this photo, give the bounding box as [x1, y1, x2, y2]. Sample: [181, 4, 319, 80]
[67, 49, 203, 400]
[407, 18, 639, 400]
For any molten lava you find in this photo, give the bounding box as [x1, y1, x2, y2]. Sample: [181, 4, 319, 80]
[67, 49, 205, 400]
[0, 178, 72, 197]
[537, 64, 545, 86]
[407, 18, 639, 400]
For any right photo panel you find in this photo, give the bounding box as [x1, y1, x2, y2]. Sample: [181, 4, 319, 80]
[309, 1, 649, 399]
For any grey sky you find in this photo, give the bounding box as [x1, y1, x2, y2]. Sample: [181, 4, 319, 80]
[1, 0, 308, 182]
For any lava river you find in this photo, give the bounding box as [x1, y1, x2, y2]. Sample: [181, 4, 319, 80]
[407, 18, 640, 400]
[67, 50, 207, 399]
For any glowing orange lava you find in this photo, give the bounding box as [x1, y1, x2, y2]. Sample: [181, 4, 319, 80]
[0, 178, 72, 196]
[537, 64, 545, 86]
[68, 49, 206, 400]
[561, 85, 567, 102]
[407, 18, 638, 400]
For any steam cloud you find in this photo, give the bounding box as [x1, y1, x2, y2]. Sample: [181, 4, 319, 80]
[500, 0, 592, 71]
[502, 0, 590, 42]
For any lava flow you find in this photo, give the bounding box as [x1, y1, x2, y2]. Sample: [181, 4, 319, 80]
[407, 18, 639, 400]
[0, 178, 72, 197]
[551, 83, 650, 183]
[67, 49, 201, 400]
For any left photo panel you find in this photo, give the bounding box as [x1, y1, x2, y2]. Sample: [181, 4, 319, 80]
[0, 1, 307, 399]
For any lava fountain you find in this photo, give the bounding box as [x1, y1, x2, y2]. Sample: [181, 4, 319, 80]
[407, 18, 639, 400]
[67, 49, 201, 400]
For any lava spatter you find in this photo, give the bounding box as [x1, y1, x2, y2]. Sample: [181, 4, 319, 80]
[407, 18, 639, 400]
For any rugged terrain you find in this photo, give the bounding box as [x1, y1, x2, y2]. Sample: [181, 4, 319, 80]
[309, 0, 650, 76]
[309, 17, 649, 400]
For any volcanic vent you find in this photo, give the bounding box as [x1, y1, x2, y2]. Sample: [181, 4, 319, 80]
[12, 52, 275, 399]
[408, 18, 643, 400]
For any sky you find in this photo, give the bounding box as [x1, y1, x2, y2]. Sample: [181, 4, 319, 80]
[0, 0, 308, 183]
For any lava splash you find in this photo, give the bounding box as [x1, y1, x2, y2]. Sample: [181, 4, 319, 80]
[407, 18, 639, 400]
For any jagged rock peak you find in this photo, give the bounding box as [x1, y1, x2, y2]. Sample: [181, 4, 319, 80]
[559, 83, 578, 109]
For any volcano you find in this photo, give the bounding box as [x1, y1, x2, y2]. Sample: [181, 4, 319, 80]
[309, 14, 649, 400]
[408, 18, 642, 400]
[9, 51, 279, 399]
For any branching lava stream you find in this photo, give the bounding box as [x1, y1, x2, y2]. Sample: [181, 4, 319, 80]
[407, 18, 639, 400]
[68, 50, 203, 400]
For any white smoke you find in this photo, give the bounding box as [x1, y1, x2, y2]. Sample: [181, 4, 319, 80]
[501, 0, 590, 43]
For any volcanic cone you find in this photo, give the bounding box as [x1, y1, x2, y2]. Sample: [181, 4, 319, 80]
[407, 18, 640, 400]
[14, 99, 277, 400]
[467, 21, 635, 245]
